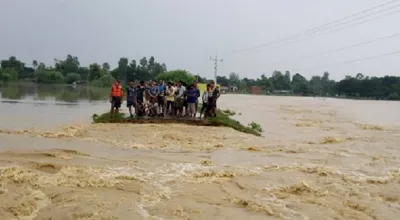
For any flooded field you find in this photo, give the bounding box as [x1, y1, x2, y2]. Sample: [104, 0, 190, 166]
[0, 84, 399, 220]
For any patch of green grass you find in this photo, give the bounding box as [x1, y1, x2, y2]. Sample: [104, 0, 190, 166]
[221, 109, 236, 116]
[92, 112, 126, 123]
[248, 121, 263, 133]
[208, 110, 262, 136]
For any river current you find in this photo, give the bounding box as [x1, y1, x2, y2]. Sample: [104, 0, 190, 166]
[0, 84, 399, 220]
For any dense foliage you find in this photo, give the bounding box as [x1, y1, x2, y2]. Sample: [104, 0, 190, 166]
[217, 71, 400, 100]
[0, 55, 167, 86]
[1, 55, 399, 100]
[156, 69, 196, 85]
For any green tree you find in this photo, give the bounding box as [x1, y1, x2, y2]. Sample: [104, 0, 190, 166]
[90, 74, 115, 87]
[229, 72, 240, 86]
[0, 68, 19, 81]
[36, 71, 64, 84]
[195, 75, 207, 83]
[102, 62, 110, 72]
[78, 67, 90, 82]
[32, 60, 38, 69]
[1, 56, 24, 73]
[54, 55, 80, 75]
[111, 57, 128, 82]
[0, 73, 12, 82]
[139, 57, 148, 68]
[270, 71, 290, 90]
[388, 92, 400, 100]
[291, 73, 310, 95]
[156, 70, 195, 85]
[65, 73, 81, 84]
[37, 62, 46, 71]
[216, 76, 229, 86]
[284, 71, 291, 89]
[89, 63, 102, 81]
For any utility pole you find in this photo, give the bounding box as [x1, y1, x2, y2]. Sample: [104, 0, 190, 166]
[210, 54, 223, 85]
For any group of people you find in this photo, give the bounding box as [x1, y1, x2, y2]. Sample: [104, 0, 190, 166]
[109, 79, 220, 119]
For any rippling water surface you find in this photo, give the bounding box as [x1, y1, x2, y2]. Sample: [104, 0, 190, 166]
[0, 84, 399, 220]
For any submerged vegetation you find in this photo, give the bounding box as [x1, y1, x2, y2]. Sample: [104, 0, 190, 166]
[208, 110, 262, 136]
[248, 121, 263, 133]
[92, 113, 126, 123]
[92, 109, 262, 136]
[221, 109, 236, 116]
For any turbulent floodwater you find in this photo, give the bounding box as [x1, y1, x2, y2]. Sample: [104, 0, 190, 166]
[0, 89, 399, 219]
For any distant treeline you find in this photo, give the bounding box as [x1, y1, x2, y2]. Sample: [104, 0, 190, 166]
[218, 71, 400, 100]
[1, 55, 399, 100]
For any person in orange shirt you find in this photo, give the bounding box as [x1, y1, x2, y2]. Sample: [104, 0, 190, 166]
[110, 80, 124, 117]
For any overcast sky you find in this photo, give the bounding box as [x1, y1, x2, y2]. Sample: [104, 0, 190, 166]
[1, 0, 399, 81]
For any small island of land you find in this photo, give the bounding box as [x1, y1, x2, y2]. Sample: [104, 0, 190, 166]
[92, 109, 263, 136]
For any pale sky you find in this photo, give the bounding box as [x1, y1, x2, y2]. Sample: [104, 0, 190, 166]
[1, 0, 399, 81]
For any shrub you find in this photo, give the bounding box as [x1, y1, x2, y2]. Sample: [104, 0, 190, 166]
[65, 72, 81, 84]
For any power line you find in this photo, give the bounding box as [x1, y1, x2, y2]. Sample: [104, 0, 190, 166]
[270, 33, 400, 64]
[234, 0, 400, 53]
[294, 50, 400, 72]
[341, 50, 400, 64]
[303, 0, 399, 32]
[243, 9, 400, 54]
[303, 3, 400, 36]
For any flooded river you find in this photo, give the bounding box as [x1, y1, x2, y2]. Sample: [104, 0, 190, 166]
[0, 84, 399, 220]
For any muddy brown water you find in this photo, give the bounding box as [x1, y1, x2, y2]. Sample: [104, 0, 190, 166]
[0, 84, 399, 220]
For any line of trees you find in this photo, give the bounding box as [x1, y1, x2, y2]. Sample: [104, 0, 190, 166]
[1, 55, 399, 100]
[217, 71, 400, 100]
[0, 55, 168, 87]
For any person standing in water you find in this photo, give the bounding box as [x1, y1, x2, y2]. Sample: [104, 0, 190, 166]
[110, 80, 123, 117]
[126, 80, 136, 118]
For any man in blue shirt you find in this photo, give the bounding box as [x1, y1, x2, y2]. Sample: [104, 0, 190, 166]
[186, 84, 198, 118]
[192, 81, 200, 115]
[158, 80, 166, 116]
